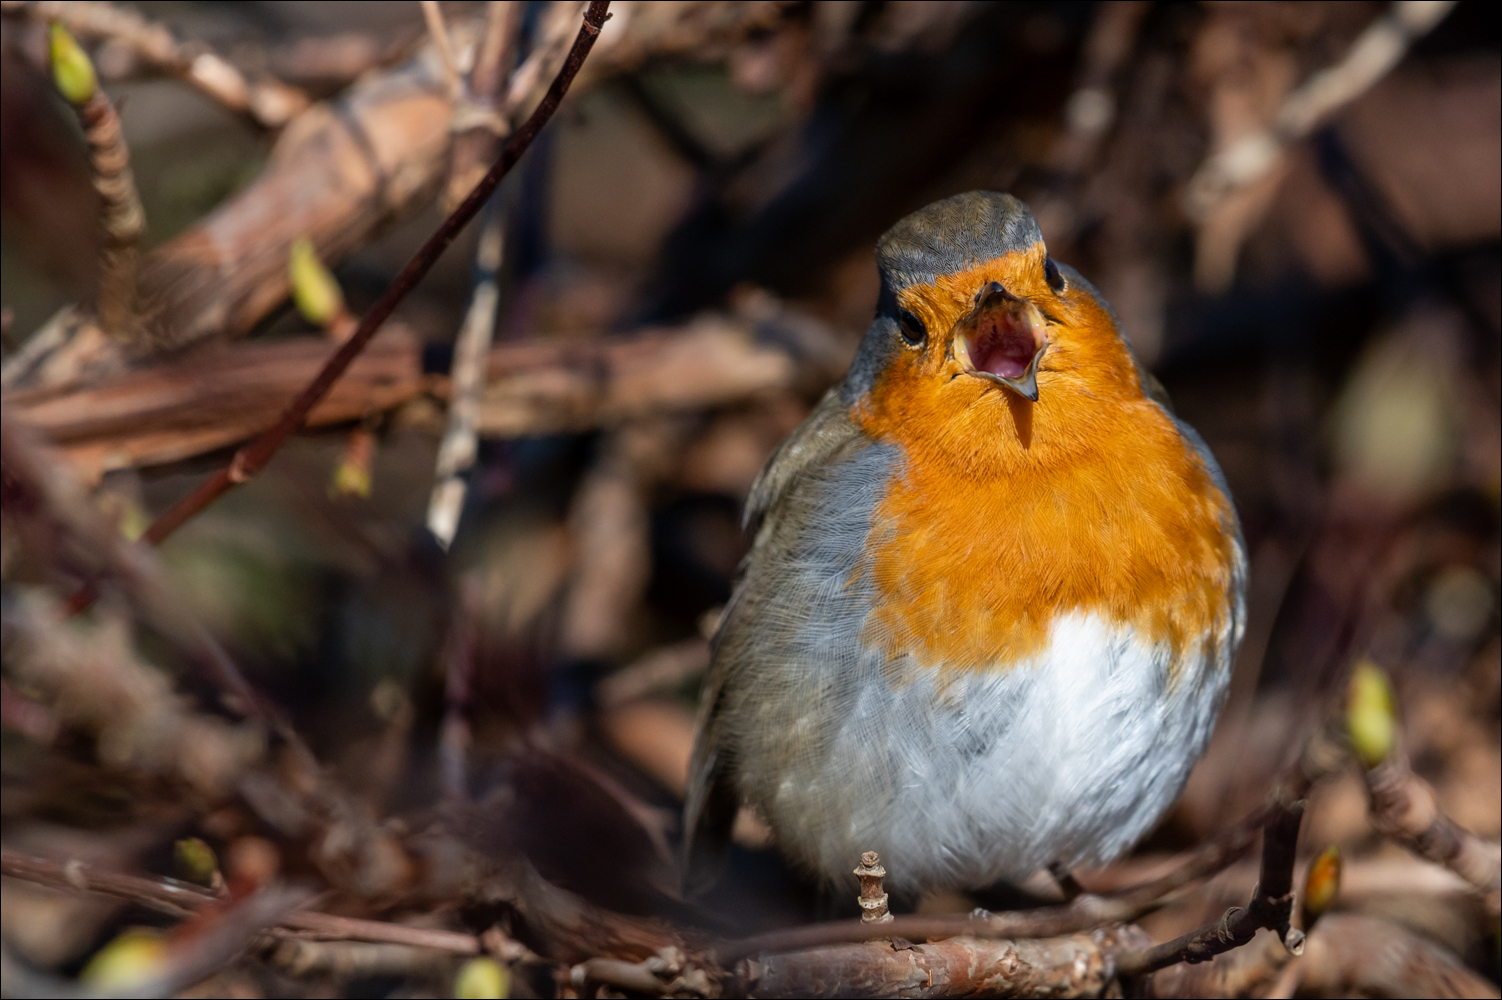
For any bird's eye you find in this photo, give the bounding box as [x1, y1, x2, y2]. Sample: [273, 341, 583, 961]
[898, 308, 927, 346]
[1043, 257, 1066, 293]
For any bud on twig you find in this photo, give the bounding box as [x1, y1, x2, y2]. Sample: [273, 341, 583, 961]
[1347, 658, 1397, 767]
[288, 237, 346, 330]
[49, 23, 98, 105]
[855, 851, 893, 924]
[1302, 844, 1342, 927]
[174, 836, 222, 889]
[454, 956, 509, 999]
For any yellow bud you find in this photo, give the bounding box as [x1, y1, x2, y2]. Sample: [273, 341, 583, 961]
[1302, 844, 1341, 923]
[288, 236, 344, 328]
[175, 836, 220, 886]
[330, 426, 375, 498]
[455, 956, 509, 999]
[1347, 658, 1397, 767]
[49, 23, 98, 105]
[331, 457, 372, 498]
[118, 498, 150, 542]
[80, 929, 167, 992]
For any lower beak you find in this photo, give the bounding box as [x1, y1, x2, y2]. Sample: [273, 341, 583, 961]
[952, 281, 1048, 402]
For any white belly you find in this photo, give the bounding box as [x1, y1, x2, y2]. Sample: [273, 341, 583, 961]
[732, 611, 1231, 894]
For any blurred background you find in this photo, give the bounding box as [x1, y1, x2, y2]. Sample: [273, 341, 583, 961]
[1, 2, 1498, 997]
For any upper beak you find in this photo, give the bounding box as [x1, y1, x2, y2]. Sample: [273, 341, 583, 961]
[952, 281, 1048, 402]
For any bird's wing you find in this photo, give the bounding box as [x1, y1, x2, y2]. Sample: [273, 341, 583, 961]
[682, 385, 865, 894]
[742, 385, 861, 531]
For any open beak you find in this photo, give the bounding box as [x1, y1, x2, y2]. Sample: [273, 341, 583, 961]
[952, 281, 1048, 402]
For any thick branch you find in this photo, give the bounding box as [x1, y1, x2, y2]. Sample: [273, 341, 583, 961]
[739, 925, 1151, 999]
[7, 318, 806, 480]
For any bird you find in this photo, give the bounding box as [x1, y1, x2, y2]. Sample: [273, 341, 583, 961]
[683, 191, 1246, 899]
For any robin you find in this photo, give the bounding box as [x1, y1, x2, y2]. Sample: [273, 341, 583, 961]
[684, 192, 1246, 897]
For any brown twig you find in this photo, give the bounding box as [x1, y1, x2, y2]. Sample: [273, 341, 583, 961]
[1114, 799, 1306, 977]
[1364, 746, 1502, 913]
[1, 417, 274, 733]
[445, 0, 522, 210]
[135, 886, 313, 999]
[16, 0, 310, 126]
[854, 852, 892, 924]
[1186, 0, 1458, 218]
[738, 924, 1152, 999]
[63, 2, 613, 615]
[2, 2, 787, 392]
[1153, 912, 1499, 1000]
[570, 949, 716, 998]
[73, 90, 143, 341]
[419, 0, 462, 101]
[426, 208, 505, 547]
[6, 316, 806, 481]
[718, 797, 1276, 962]
[0, 850, 487, 956]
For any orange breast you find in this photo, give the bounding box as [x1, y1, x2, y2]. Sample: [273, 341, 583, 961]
[853, 254, 1238, 673]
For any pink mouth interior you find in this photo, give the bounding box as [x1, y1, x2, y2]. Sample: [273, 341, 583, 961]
[969, 312, 1037, 379]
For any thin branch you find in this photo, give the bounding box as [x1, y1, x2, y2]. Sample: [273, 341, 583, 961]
[0, 850, 488, 956]
[135, 886, 313, 999]
[16, 0, 310, 127]
[1153, 912, 1499, 999]
[1364, 745, 1502, 914]
[425, 206, 504, 548]
[420, 0, 462, 101]
[1114, 800, 1307, 977]
[717, 798, 1278, 962]
[65, 1, 613, 614]
[445, 0, 522, 209]
[1185, 0, 1458, 218]
[46, 24, 145, 343]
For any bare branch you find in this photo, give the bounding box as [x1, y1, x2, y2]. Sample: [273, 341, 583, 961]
[7, 316, 804, 481]
[718, 795, 1279, 962]
[426, 209, 504, 548]
[738, 925, 1152, 999]
[420, 0, 462, 101]
[1185, 0, 1458, 218]
[1365, 746, 1502, 913]
[0, 851, 489, 956]
[134, 886, 313, 999]
[1114, 800, 1306, 977]
[57, 2, 613, 615]
[445, 0, 522, 209]
[1154, 912, 1499, 999]
[13, 0, 310, 126]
